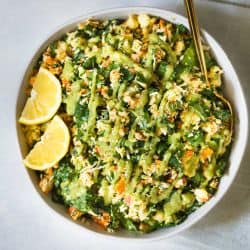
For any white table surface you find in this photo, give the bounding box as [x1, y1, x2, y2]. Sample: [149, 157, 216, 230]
[211, 0, 250, 7]
[1, 0, 250, 249]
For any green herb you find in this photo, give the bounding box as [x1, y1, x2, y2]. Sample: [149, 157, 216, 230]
[83, 56, 97, 69]
[182, 43, 198, 67]
[54, 157, 74, 188]
[74, 101, 89, 126]
[49, 42, 57, 58]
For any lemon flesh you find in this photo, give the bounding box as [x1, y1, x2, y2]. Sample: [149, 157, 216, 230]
[23, 115, 70, 170]
[19, 68, 62, 125]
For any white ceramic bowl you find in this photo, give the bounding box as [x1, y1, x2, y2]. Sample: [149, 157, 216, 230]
[16, 7, 248, 241]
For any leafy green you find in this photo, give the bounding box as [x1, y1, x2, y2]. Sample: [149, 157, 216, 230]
[130, 154, 140, 164]
[135, 72, 148, 84]
[214, 109, 231, 122]
[182, 43, 198, 67]
[189, 169, 206, 188]
[122, 218, 138, 231]
[71, 192, 100, 213]
[189, 101, 209, 120]
[176, 24, 188, 34]
[78, 24, 102, 39]
[156, 141, 168, 160]
[170, 64, 190, 81]
[169, 154, 182, 170]
[137, 111, 151, 131]
[83, 56, 97, 69]
[157, 61, 168, 78]
[109, 204, 138, 231]
[186, 130, 204, 147]
[109, 204, 121, 230]
[49, 41, 57, 58]
[120, 67, 135, 82]
[205, 52, 216, 69]
[73, 49, 85, 63]
[216, 158, 228, 176]
[74, 101, 89, 126]
[88, 155, 98, 165]
[54, 157, 74, 188]
[201, 89, 217, 101]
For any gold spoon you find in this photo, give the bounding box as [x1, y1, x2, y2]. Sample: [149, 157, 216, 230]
[184, 0, 233, 136]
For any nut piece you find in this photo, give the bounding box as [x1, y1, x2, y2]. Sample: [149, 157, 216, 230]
[68, 207, 83, 221]
[92, 211, 111, 229]
[134, 131, 146, 141]
[39, 168, 54, 194]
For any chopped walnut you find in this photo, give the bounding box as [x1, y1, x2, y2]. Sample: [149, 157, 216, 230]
[68, 207, 83, 220]
[135, 131, 146, 141]
[110, 69, 121, 84]
[39, 168, 54, 194]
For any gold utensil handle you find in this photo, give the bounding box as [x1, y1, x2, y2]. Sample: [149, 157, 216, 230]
[184, 0, 208, 82]
[184, 0, 233, 135]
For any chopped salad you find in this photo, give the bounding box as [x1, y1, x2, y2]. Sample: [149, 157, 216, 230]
[23, 14, 232, 233]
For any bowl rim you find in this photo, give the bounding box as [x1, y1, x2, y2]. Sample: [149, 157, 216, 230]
[15, 6, 249, 241]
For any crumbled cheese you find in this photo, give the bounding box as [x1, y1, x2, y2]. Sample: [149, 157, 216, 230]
[165, 23, 173, 41]
[110, 69, 121, 84]
[165, 85, 183, 102]
[132, 39, 142, 53]
[181, 110, 201, 129]
[125, 15, 139, 29]
[127, 196, 149, 221]
[67, 31, 85, 49]
[119, 127, 126, 137]
[141, 175, 154, 184]
[71, 155, 85, 170]
[80, 171, 94, 187]
[134, 131, 145, 141]
[202, 120, 219, 136]
[96, 120, 106, 131]
[149, 92, 160, 106]
[118, 111, 129, 123]
[115, 147, 126, 158]
[181, 72, 203, 92]
[174, 177, 187, 188]
[159, 182, 170, 190]
[175, 40, 185, 55]
[56, 41, 67, 61]
[153, 211, 165, 223]
[123, 92, 138, 108]
[138, 14, 150, 28]
[194, 188, 210, 203]
[149, 104, 159, 118]
[119, 204, 128, 213]
[109, 109, 117, 121]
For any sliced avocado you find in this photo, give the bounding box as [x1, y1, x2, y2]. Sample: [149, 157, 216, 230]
[65, 80, 81, 115]
[183, 154, 199, 177]
[163, 190, 182, 217]
[181, 192, 195, 207]
[61, 58, 74, 82]
[182, 43, 198, 67]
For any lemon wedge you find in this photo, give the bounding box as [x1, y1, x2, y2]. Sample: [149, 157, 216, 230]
[23, 115, 70, 170]
[19, 67, 62, 125]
